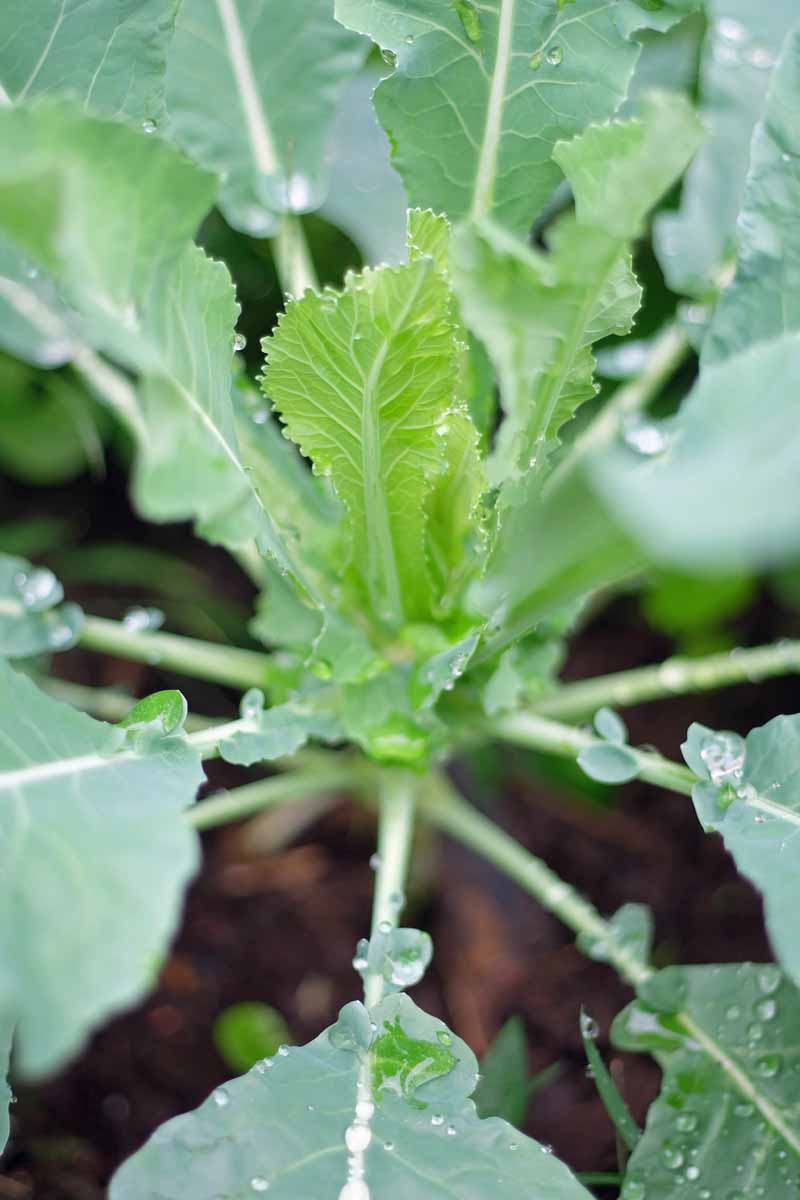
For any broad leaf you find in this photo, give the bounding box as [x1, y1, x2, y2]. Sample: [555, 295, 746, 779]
[335, 0, 699, 235]
[0, 553, 82, 657]
[589, 332, 800, 572]
[704, 27, 800, 363]
[0, 0, 179, 121]
[320, 68, 408, 267]
[165, 0, 367, 237]
[263, 255, 460, 629]
[0, 103, 300, 570]
[614, 963, 800, 1200]
[655, 1, 798, 297]
[0, 661, 203, 1077]
[682, 717, 800, 988]
[111, 993, 592, 1199]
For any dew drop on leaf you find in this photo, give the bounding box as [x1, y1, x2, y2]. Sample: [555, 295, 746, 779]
[240, 688, 265, 721]
[676, 1111, 697, 1133]
[757, 965, 782, 994]
[546, 46, 563, 66]
[431, 1113, 444, 1126]
[234, 331, 247, 352]
[381, 48, 397, 67]
[141, 118, 157, 134]
[212, 1087, 229, 1107]
[250, 1178, 269, 1192]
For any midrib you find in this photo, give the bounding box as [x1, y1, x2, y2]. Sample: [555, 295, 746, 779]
[470, 0, 515, 220]
[360, 270, 425, 626]
[215, 0, 279, 176]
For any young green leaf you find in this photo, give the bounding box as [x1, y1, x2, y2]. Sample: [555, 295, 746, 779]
[0, 661, 203, 1077]
[263, 256, 460, 629]
[655, 1, 798, 297]
[219, 689, 343, 767]
[470, 93, 702, 649]
[0, 553, 83, 658]
[704, 26, 800, 363]
[473, 1015, 553, 1128]
[335, 0, 699, 235]
[0, 0, 179, 122]
[111, 993, 593, 1199]
[614, 963, 800, 1200]
[580, 1011, 640, 1153]
[165, 0, 367, 237]
[214, 1002, 293, 1075]
[682, 715, 800, 989]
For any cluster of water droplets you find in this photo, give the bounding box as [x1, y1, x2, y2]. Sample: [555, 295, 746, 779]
[697, 730, 768, 814]
[8, 565, 82, 649]
[122, 605, 165, 634]
[711, 17, 776, 72]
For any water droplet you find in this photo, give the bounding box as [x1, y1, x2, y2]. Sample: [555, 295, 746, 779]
[122, 605, 165, 633]
[355, 1100, 375, 1122]
[686, 1166, 700, 1182]
[662, 1144, 684, 1170]
[212, 1087, 229, 1107]
[755, 1054, 780, 1078]
[529, 51, 542, 70]
[622, 1182, 645, 1200]
[623, 419, 669, 457]
[581, 1013, 599, 1040]
[757, 965, 782, 994]
[699, 732, 744, 787]
[546, 46, 563, 66]
[676, 1112, 698, 1133]
[381, 48, 397, 67]
[378, 920, 392, 935]
[234, 331, 247, 352]
[277, 1044, 290, 1057]
[240, 688, 265, 721]
[716, 18, 747, 43]
[345, 1123, 372, 1154]
[339, 1182, 370, 1200]
[141, 117, 158, 134]
[446, 1124, 457, 1136]
[747, 1022, 764, 1042]
[756, 998, 777, 1021]
[352, 955, 369, 971]
[17, 566, 62, 612]
[725, 1005, 741, 1020]
[700, 1191, 712, 1199]
[746, 46, 775, 70]
[541, 1143, 553, 1155]
[388, 891, 405, 909]
[250, 1178, 269, 1192]
[369, 853, 382, 871]
[436, 1031, 453, 1046]
[404, 35, 414, 44]
[431, 1113, 445, 1126]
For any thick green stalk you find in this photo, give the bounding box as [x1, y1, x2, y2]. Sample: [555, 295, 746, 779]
[493, 711, 695, 796]
[364, 771, 418, 1008]
[422, 773, 653, 990]
[533, 640, 800, 722]
[273, 213, 318, 298]
[79, 614, 272, 692]
[189, 767, 359, 831]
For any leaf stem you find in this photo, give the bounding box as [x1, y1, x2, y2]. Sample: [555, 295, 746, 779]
[422, 772, 653, 989]
[364, 770, 417, 1007]
[547, 319, 691, 492]
[494, 710, 695, 796]
[188, 767, 359, 831]
[273, 213, 319, 298]
[532, 640, 800, 722]
[78, 614, 272, 692]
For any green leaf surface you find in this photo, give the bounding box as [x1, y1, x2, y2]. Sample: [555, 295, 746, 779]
[335, 0, 697, 235]
[263, 256, 459, 629]
[0, 661, 203, 1076]
[0, 103, 298, 569]
[473, 1016, 530, 1127]
[578, 742, 640, 785]
[704, 26, 800, 363]
[655, 1, 798, 296]
[111, 993, 592, 1199]
[0, 553, 83, 658]
[319, 68, 408, 266]
[165, 0, 367, 236]
[589, 332, 800, 572]
[0, 1014, 11, 1152]
[614, 963, 800, 1200]
[682, 716, 800, 988]
[0, 0, 179, 121]
[219, 690, 343, 767]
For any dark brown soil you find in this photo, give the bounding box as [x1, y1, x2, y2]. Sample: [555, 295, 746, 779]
[1, 467, 797, 1199]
